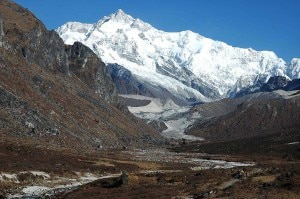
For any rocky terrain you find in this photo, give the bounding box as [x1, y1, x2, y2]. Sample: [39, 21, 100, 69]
[1, 136, 299, 198]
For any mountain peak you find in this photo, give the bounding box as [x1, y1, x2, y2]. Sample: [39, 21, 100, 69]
[115, 9, 126, 16]
[109, 9, 133, 22]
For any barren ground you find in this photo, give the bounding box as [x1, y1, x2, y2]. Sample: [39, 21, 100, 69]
[0, 132, 299, 198]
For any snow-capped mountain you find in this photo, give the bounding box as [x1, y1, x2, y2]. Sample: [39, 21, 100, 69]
[57, 9, 299, 104]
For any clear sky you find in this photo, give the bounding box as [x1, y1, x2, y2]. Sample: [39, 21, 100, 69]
[14, 0, 300, 61]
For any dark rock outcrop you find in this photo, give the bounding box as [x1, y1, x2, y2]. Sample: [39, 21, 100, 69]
[107, 63, 154, 97]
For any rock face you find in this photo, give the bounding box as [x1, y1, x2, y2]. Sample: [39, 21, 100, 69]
[0, 0, 160, 150]
[1, 2, 69, 74]
[107, 63, 154, 98]
[66, 42, 119, 105]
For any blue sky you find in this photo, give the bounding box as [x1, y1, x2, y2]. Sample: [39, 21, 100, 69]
[14, 0, 300, 61]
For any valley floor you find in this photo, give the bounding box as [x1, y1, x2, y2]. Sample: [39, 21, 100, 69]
[0, 132, 300, 198]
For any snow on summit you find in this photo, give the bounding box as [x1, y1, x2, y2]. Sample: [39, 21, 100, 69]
[57, 9, 299, 103]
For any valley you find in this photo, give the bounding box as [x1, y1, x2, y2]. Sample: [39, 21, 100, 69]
[1, 132, 299, 198]
[0, 0, 300, 198]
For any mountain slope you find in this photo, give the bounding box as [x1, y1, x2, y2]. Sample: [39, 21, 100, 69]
[0, 0, 160, 150]
[187, 91, 300, 141]
[57, 9, 299, 104]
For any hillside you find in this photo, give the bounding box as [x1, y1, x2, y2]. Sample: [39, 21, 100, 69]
[0, 0, 160, 151]
[187, 91, 300, 141]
